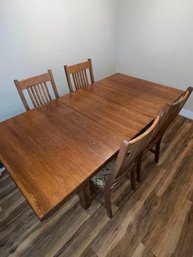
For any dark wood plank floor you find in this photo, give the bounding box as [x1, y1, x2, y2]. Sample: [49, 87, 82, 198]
[1, 116, 193, 257]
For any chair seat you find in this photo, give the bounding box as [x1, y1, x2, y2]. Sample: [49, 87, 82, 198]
[91, 158, 116, 188]
[0, 162, 5, 174]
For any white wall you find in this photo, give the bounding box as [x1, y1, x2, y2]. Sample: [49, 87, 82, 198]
[116, 0, 193, 112]
[1, 0, 193, 121]
[0, 0, 117, 121]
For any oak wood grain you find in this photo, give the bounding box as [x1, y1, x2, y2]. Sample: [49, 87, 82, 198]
[0, 101, 123, 219]
[59, 90, 151, 138]
[83, 73, 183, 117]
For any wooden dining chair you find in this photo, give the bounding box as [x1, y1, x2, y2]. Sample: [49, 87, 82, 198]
[90, 114, 161, 218]
[64, 58, 95, 92]
[136, 86, 193, 182]
[14, 70, 59, 111]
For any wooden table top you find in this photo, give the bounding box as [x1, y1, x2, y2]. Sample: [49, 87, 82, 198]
[84, 73, 183, 117]
[0, 73, 183, 219]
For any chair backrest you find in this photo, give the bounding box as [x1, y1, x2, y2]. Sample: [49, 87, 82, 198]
[14, 69, 59, 111]
[64, 58, 95, 92]
[150, 86, 193, 143]
[106, 113, 161, 190]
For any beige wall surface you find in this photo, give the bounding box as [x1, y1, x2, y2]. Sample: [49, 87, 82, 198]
[116, 0, 193, 113]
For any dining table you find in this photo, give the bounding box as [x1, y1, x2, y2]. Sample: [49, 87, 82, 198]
[0, 73, 183, 220]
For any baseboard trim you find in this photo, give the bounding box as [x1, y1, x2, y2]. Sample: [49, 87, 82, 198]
[180, 108, 193, 120]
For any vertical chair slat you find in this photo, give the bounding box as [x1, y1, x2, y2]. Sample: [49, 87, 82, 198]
[75, 72, 81, 89]
[81, 70, 86, 86]
[83, 70, 89, 86]
[31, 86, 41, 107]
[27, 87, 37, 108]
[77, 71, 83, 88]
[34, 85, 44, 106]
[76, 72, 82, 89]
[79, 70, 85, 87]
[73, 72, 79, 89]
[40, 83, 50, 103]
[72, 73, 78, 90]
[37, 84, 46, 105]
[44, 82, 52, 101]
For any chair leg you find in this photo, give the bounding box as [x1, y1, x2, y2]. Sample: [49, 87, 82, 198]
[136, 155, 142, 183]
[78, 182, 92, 210]
[130, 169, 137, 190]
[155, 137, 162, 163]
[104, 193, 113, 218]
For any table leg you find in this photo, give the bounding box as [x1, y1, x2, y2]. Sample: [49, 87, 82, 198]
[78, 182, 92, 209]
